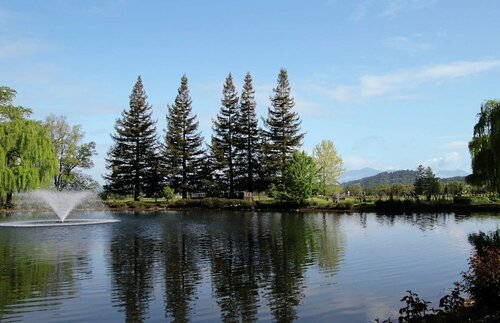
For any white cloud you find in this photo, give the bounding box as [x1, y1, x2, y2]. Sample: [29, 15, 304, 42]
[0, 7, 20, 25]
[361, 59, 500, 97]
[351, 0, 373, 21]
[441, 141, 468, 149]
[343, 156, 372, 169]
[302, 82, 354, 102]
[343, 155, 398, 171]
[383, 36, 432, 52]
[0, 39, 50, 59]
[0, 9, 8, 23]
[294, 96, 330, 117]
[307, 59, 500, 101]
[422, 152, 462, 170]
[351, 0, 437, 21]
[382, 0, 437, 17]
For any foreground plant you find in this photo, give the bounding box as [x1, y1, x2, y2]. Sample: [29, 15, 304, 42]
[375, 229, 500, 323]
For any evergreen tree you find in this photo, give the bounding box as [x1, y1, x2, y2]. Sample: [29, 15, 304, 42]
[200, 140, 222, 196]
[262, 69, 304, 187]
[104, 76, 160, 201]
[211, 73, 240, 197]
[163, 75, 204, 198]
[414, 165, 439, 201]
[235, 72, 261, 193]
[0, 87, 57, 206]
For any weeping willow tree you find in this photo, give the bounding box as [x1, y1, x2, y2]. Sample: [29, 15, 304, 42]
[0, 86, 57, 207]
[467, 100, 500, 193]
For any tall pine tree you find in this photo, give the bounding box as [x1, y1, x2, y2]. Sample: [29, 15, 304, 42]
[164, 75, 204, 198]
[211, 73, 240, 197]
[235, 73, 261, 193]
[104, 76, 160, 201]
[262, 69, 304, 187]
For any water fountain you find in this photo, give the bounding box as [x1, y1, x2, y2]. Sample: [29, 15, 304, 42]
[0, 190, 119, 227]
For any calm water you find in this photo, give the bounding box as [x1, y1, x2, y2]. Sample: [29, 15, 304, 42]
[0, 211, 498, 322]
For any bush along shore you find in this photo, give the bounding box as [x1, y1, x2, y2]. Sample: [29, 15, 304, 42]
[99, 195, 500, 213]
[375, 229, 500, 323]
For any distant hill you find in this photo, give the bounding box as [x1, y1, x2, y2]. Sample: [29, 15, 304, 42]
[435, 169, 470, 178]
[342, 170, 466, 188]
[342, 170, 417, 188]
[339, 168, 381, 183]
[440, 176, 467, 184]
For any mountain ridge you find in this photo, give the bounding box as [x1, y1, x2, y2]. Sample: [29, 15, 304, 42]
[341, 169, 469, 188]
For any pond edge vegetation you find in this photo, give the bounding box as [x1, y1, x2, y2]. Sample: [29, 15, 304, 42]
[375, 229, 500, 323]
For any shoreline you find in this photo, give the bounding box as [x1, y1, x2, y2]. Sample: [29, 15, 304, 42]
[3, 202, 500, 214]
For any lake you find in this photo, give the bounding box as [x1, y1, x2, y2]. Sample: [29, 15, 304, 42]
[0, 211, 498, 322]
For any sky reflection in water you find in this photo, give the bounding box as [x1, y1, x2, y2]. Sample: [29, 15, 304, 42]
[0, 211, 498, 322]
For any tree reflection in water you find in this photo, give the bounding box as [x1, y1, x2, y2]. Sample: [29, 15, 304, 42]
[109, 222, 158, 323]
[2, 212, 492, 322]
[107, 212, 345, 322]
[0, 230, 91, 321]
[375, 213, 467, 231]
[162, 225, 202, 322]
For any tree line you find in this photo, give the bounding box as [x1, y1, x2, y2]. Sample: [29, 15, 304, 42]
[1, 79, 498, 206]
[344, 166, 474, 202]
[103, 69, 341, 201]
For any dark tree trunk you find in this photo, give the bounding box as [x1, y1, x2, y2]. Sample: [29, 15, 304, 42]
[6, 191, 13, 208]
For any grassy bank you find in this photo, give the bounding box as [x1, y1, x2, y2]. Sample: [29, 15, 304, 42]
[100, 195, 500, 213]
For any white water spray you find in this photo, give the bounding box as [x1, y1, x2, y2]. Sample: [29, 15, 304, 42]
[31, 190, 94, 222]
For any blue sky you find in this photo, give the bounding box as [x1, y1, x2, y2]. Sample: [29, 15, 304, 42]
[1, 0, 499, 182]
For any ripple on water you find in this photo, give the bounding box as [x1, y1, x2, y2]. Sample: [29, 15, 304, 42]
[0, 211, 498, 322]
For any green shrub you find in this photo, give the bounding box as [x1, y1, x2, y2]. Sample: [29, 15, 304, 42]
[454, 195, 494, 205]
[254, 200, 303, 210]
[455, 195, 497, 205]
[468, 230, 500, 257]
[334, 201, 353, 210]
[453, 196, 472, 205]
[463, 229, 500, 312]
[171, 198, 253, 210]
[377, 230, 500, 322]
[126, 201, 144, 208]
[104, 201, 127, 209]
[163, 186, 175, 202]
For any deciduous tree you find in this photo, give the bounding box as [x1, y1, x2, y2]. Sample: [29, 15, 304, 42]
[44, 114, 97, 191]
[0, 87, 57, 206]
[275, 151, 318, 203]
[467, 100, 500, 193]
[313, 139, 343, 195]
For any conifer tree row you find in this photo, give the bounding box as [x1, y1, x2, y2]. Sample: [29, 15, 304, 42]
[104, 76, 160, 201]
[211, 73, 240, 197]
[163, 75, 204, 198]
[262, 69, 304, 187]
[103, 69, 304, 199]
[235, 73, 261, 193]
